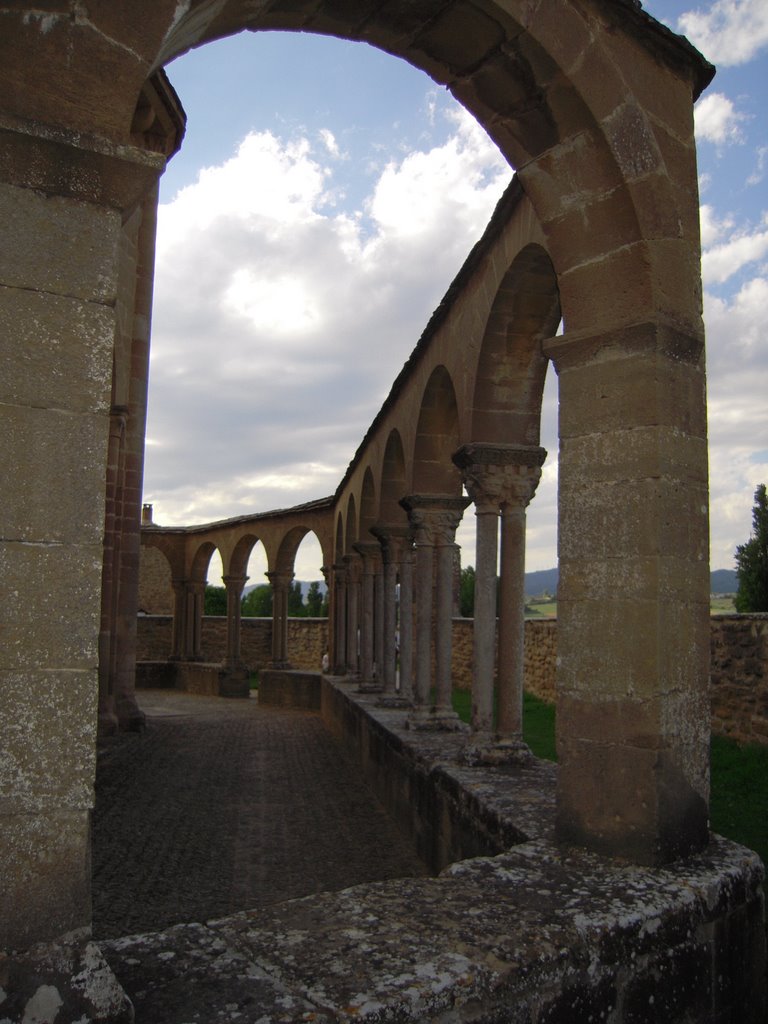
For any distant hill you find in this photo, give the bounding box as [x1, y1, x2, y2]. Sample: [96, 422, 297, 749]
[524, 567, 738, 597]
[710, 569, 737, 594]
[524, 568, 560, 596]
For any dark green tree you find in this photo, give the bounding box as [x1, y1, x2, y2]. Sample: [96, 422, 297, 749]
[288, 579, 306, 617]
[735, 484, 768, 612]
[204, 584, 227, 616]
[242, 584, 272, 617]
[306, 580, 324, 617]
[459, 564, 475, 618]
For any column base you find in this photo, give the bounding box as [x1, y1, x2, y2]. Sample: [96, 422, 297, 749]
[376, 693, 411, 708]
[218, 666, 251, 698]
[97, 697, 119, 738]
[357, 681, 383, 694]
[1, 938, 134, 1023]
[116, 695, 146, 732]
[406, 706, 468, 732]
[459, 735, 533, 766]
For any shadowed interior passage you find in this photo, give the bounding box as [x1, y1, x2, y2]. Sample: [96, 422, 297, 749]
[92, 690, 427, 939]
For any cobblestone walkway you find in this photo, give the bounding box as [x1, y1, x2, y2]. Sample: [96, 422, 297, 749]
[92, 690, 427, 940]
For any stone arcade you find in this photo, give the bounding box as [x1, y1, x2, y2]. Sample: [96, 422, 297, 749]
[1, 2, 765, 1021]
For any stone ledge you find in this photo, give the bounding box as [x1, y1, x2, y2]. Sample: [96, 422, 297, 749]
[259, 669, 322, 711]
[98, 834, 765, 1023]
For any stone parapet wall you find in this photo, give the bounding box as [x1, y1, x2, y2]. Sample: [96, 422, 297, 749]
[136, 616, 327, 672]
[136, 614, 767, 744]
[451, 618, 557, 702]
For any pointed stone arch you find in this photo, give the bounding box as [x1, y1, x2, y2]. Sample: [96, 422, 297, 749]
[379, 428, 409, 529]
[413, 365, 462, 496]
[471, 243, 560, 447]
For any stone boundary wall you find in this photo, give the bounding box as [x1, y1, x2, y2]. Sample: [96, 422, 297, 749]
[136, 615, 328, 672]
[711, 614, 768, 745]
[136, 614, 767, 744]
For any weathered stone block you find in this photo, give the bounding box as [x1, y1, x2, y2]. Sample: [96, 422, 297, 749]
[0, 809, 91, 949]
[0, 669, 97, 815]
[0, 541, 102, 672]
[0, 405, 109, 543]
[0, 182, 120, 302]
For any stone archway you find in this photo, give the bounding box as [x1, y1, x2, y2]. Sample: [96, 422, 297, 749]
[1, 1, 714, 965]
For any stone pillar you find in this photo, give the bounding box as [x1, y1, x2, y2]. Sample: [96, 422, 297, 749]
[344, 553, 362, 678]
[374, 553, 385, 685]
[186, 581, 205, 661]
[97, 405, 129, 735]
[0, 113, 163, 950]
[454, 444, 545, 763]
[267, 570, 293, 669]
[332, 562, 347, 675]
[219, 573, 250, 697]
[354, 542, 379, 689]
[398, 537, 415, 703]
[111, 185, 161, 732]
[373, 526, 413, 706]
[223, 574, 247, 668]
[544, 324, 710, 865]
[401, 496, 469, 730]
[170, 578, 187, 660]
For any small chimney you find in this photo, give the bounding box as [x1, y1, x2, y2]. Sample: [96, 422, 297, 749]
[141, 503, 154, 525]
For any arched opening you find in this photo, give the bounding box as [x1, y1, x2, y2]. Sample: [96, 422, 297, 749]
[1, 3, 720, 986]
[412, 365, 462, 495]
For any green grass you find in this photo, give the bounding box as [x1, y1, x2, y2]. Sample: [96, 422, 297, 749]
[710, 735, 768, 871]
[452, 689, 767, 877]
[249, 671, 259, 691]
[450, 689, 557, 761]
[523, 599, 738, 616]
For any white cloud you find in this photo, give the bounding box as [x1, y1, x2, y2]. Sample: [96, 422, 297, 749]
[679, 0, 768, 65]
[704, 274, 768, 567]
[145, 113, 511, 541]
[702, 213, 768, 284]
[747, 145, 768, 186]
[694, 92, 748, 146]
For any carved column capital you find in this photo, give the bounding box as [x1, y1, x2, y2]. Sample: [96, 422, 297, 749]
[266, 569, 294, 592]
[223, 574, 247, 592]
[353, 541, 382, 574]
[343, 551, 363, 585]
[400, 495, 470, 545]
[453, 444, 546, 510]
[371, 524, 413, 564]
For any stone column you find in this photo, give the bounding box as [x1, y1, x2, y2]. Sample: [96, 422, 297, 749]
[223, 574, 247, 669]
[0, 113, 163, 950]
[267, 570, 293, 669]
[344, 553, 362, 678]
[111, 185, 162, 733]
[544, 324, 710, 865]
[397, 537, 415, 704]
[354, 542, 379, 689]
[454, 444, 545, 763]
[187, 581, 205, 661]
[401, 496, 469, 730]
[374, 553, 385, 685]
[332, 562, 347, 675]
[373, 526, 413, 706]
[170, 578, 187, 660]
[219, 573, 250, 697]
[97, 405, 129, 735]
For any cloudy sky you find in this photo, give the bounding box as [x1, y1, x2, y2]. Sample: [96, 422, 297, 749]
[143, 0, 768, 583]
